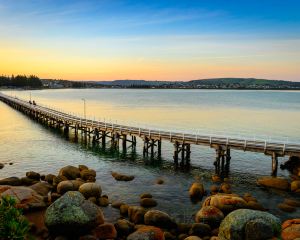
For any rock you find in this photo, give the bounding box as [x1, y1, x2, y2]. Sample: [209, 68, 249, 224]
[0, 185, 46, 210]
[220, 183, 231, 194]
[156, 179, 164, 184]
[140, 198, 158, 208]
[218, 209, 281, 240]
[45, 174, 56, 184]
[144, 210, 176, 229]
[284, 198, 300, 207]
[88, 197, 97, 204]
[112, 201, 125, 209]
[93, 223, 117, 239]
[184, 236, 203, 240]
[141, 193, 153, 199]
[243, 193, 258, 203]
[245, 201, 266, 211]
[0, 163, 4, 169]
[195, 206, 224, 228]
[212, 175, 221, 183]
[53, 175, 68, 187]
[26, 171, 41, 181]
[244, 219, 274, 240]
[281, 219, 300, 240]
[58, 165, 80, 180]
[115, 219, 135, 236]
[80, 169, 96, 181]
[30, 182, 53, 196]
[79, 165, 89, 171]
[210, 185, 219, 195]
[79, 235, 97, 240]
[98, 196, 109, 207]
[45, 191, 104, 235]
[21, 177, 39, 186]
[164, 231, 176, 240]
[189, 223, 211, 238]
[50, 192, 61, 202]
[189, 182, 205, 200]
[179, 234, 189, 240]
[127, 226, 164, 240]
[79, 182, 102, 199]
[0, 176, 22, 186]
[257, 176, 290, 191]
[111, 171, 134, 181]
[202, 193, 247, 214]
[281, 156, 300, 176]
[128, 206, 147, 224]
[120, 204, 129, 216]
[277, 203, 296, 213]
[57, 180, 84, 194]
[291, 180, 300, 192]
[177, 223, 192, 234]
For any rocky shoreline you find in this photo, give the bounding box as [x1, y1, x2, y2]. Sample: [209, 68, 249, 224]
[0, 163, 300, 240]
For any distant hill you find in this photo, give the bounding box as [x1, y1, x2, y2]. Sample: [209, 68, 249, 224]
[95, 78, 300, 89]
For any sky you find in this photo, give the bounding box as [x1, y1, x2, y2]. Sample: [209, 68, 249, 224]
[0, 0, 300, 81]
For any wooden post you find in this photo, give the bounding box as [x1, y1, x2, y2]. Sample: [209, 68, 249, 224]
[157, 140, 162, 158]
[173, 142, 179, 165]
[272, 152, 278, 176]
[215, 147, 221, 174]
[101, 131, 106, 148]
[122, 134, 127, 152]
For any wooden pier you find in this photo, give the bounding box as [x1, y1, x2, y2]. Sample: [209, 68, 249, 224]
[1, 92, 300, 176]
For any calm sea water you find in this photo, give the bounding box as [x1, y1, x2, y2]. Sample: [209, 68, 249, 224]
[0, 89, 299, 222]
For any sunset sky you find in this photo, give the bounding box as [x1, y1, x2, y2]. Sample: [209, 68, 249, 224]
[0, 0, 299, 81]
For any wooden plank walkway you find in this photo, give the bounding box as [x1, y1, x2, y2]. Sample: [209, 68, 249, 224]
[1, 92, 300, 176]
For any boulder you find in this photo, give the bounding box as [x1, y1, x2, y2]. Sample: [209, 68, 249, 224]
[291, 180, 300, 192]
[140, 198, 158, 208]
[184, 237, 202, 240]
[189, 223, 211, 238]
[0, 176, 22, 186]
[141, 193, 153, 199]
[79, 182, 102, 199]
[189, 182, 205, 200]
[79, 165, 89, 172]
[58, 165, 80, 180]
[114, 219, 135, 236]
[257, 176, 290, 191]
[280, 156, 300, 176]
[21, 177, 39, 186]
[98, 196, 109, 207]
[218, 209, 281, 240]
[26, 171, 41, 181]
[277, 203, 296, 213]
[220, 183, 231, 194]
[144, 210, 176, 229]
[156, 179, 164, 185]
[283, 198, 300, 207]
[212, 175, 221, 183]
[210, 185, 219, 195]
[195, 206, 224, 228]
[57, 180, 84, 194]
[177, 223, 192, 234]
[120, 204, 129, 216]
[164, 231, 176, 240]
[111, 201, 125, 209]
[0, 163, 4, 169]
[202, 193, 247, 214]
[0, 185, 46, 210]
[88, 197, 97, 204]
[30, 182, 53, 196]
[244, 219, 274, 240]
[281, 219, 300, 240]
[128, 206, 147, 224]
[111, 171, 134, 181]
[45, 191, 104, 235]
[53, 175, 68, 187]
[93, 223, 117, 239]
[45, 174, 56, 184]
[127, 226, 164, 240]
[80, 169, 96, 181]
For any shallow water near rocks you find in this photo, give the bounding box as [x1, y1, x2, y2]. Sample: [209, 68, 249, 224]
[0, 89, 300, 223]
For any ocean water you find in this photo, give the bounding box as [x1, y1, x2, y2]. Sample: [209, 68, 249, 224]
[0, 89, 299, 222]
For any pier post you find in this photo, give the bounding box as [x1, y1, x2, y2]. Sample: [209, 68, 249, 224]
[173, 141, 179, 165]
[214, 147, 221, 174]
[157, 140, 162, 158]
[271, 152, 278, 177]
[143, 137, 149, 156]
[101, 131, 106, 148]
[122, 134, 127, 152]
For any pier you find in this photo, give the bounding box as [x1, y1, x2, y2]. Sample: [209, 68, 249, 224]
[1, 92, 300, 177]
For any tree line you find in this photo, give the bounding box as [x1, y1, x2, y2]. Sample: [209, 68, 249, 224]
[0, 75, 42, 88]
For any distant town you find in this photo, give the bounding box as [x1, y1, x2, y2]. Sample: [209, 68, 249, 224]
[1, 75, 300, 90]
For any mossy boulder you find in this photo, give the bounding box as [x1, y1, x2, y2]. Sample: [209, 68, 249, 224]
[45, 191, 104, 235]
[218, 209, 281, 240]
